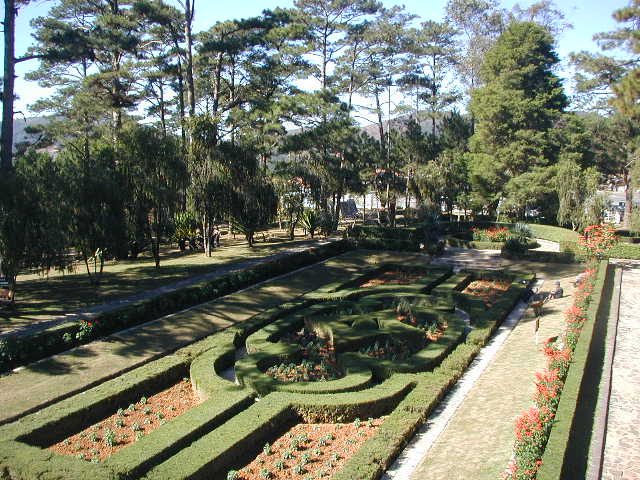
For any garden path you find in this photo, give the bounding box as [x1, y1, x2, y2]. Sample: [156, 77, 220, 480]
[404, 272, 577, 480]
[431, 247, 504, 270]
[601, 259, 640, 480]
[0, 250, 428, 426]
[532, 238, 560, 252]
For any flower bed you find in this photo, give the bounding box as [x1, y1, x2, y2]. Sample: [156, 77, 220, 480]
[226, 417, 385, 480]
[48, 379, 200, 462]
[501, 265, 601, 480]
[462, 279, 511, 307]
[472, 226, 511, 242]
[360, 269, 425, 287]
[359, 337, 414, 361]
[267, 328, 342, 383]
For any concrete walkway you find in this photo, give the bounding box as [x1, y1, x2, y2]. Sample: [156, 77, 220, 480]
[404, 273, 577, 480]
[431, 247, 503, 270]
[383, 281, 543, 480]
[1, 238, 337, 339]
[602, 260, 640, 480]
[532, 238, 560, 252]
[0, 250, 424, 426]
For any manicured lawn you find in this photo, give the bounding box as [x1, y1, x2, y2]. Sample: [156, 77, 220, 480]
[527, 224, 579, 243]
[1, 230, 328, 332]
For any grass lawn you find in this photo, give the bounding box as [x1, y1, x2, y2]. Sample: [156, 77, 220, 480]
[528, 224, 579, 243]
[1, 229, 329, 332]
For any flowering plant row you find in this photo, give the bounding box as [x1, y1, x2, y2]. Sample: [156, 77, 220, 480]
[501, 268, 597, 480]
[472, 226, 511, 242]
[578, 224, 617, 260]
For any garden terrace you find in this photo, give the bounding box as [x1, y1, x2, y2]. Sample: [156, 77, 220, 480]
[0, 250, 535, 480]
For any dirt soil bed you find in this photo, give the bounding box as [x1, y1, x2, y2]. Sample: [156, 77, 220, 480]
[462, 279, 510, 306]
[49, 379, 199, 462]
[231, 417, 385, 479]
[360, 270, 424, 287]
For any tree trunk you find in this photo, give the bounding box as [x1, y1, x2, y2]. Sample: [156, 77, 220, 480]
[1, 0, 16, 171]
[83, 254, 98, 286]
[362, 193, 366, 223]
[202, 214, 211, 257]
[159, 82, 167, 138]
[184, 0, 196, 117]
[624, 172, 634, 229]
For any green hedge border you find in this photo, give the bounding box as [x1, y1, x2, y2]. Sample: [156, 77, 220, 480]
[0, 241, 351, 373]
[332, 271, 535, 480]
[235, 265, 459, 395]
[0, 253, 535, 480]
[537, 259, 611, 480]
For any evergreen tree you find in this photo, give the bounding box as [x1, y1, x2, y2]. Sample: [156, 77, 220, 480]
[57, 140, 128, 284]
[28, 0, 151, 139]
[468, 21, 567, 216]
[117, 125, 188, 267]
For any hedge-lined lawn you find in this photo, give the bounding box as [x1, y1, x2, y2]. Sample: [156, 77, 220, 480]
[409, 264, 582, 480]
[527, 224, 579, 243]
[1, 231, 328, 332]
[0, 250, 427, 425]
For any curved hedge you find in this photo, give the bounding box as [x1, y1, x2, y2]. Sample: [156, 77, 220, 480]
[0, 250, 537, 480]
[0, 241, 352, 373]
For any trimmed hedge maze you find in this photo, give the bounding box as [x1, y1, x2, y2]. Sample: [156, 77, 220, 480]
[0, 256, 534, 480]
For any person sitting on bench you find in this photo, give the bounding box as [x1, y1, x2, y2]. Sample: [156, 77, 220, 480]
[549, 281, 563, 299]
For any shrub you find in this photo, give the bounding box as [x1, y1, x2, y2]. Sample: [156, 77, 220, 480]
[577, 224, 617, 260]
[501, 237, 529, 259]
[511, 222, 533, 239]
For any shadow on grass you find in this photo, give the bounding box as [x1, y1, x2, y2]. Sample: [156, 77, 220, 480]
[2, 238, 325, 328]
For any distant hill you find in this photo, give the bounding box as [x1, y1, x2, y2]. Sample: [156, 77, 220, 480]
[1, 116, 53, 152]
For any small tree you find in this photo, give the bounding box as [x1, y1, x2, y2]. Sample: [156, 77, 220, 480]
[58, 140, 128, 285]
[230, 178, 278, 248]
[0, 152, 71, 300]
[118, 125, 188, 268]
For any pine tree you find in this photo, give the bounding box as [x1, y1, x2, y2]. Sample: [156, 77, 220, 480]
[468, 21, 567, 215]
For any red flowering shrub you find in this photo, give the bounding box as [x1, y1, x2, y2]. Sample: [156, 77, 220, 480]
[502, 406, 554, 479]
[578, 224, 617, 260]
[533, 369, 563, 410]
[502, 265, 598, 480]
[472, 226, 510, 242]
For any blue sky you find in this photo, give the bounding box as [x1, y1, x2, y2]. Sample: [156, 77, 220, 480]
[8, 0, 631, 115]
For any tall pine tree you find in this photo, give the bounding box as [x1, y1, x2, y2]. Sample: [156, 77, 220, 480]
[468, 21, 567, 216]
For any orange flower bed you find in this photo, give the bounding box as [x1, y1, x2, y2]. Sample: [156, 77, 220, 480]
[229, 418, 385, 480]
[49, 379, 200, 462]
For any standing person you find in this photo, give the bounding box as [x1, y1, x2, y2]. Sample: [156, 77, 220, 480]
[213, 226, 220, 247]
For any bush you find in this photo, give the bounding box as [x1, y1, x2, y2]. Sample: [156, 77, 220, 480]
[501, 237, 529, 259]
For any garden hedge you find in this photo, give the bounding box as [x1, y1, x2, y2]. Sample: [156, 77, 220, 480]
[0, 251, 537, 480]
[537, 260, 612, 480]
[332, 271, 534, 480]
[0, 240, 352, 373]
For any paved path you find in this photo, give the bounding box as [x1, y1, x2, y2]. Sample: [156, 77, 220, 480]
[0, 250, 426, 426]
[1, 238, 337, 339]
[405, 274, 576, 480]
[431, 247, 504, 270]
[383, 281, 543, 480]
[532, 238, 560, 252]
[602, 260, 640, 480]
